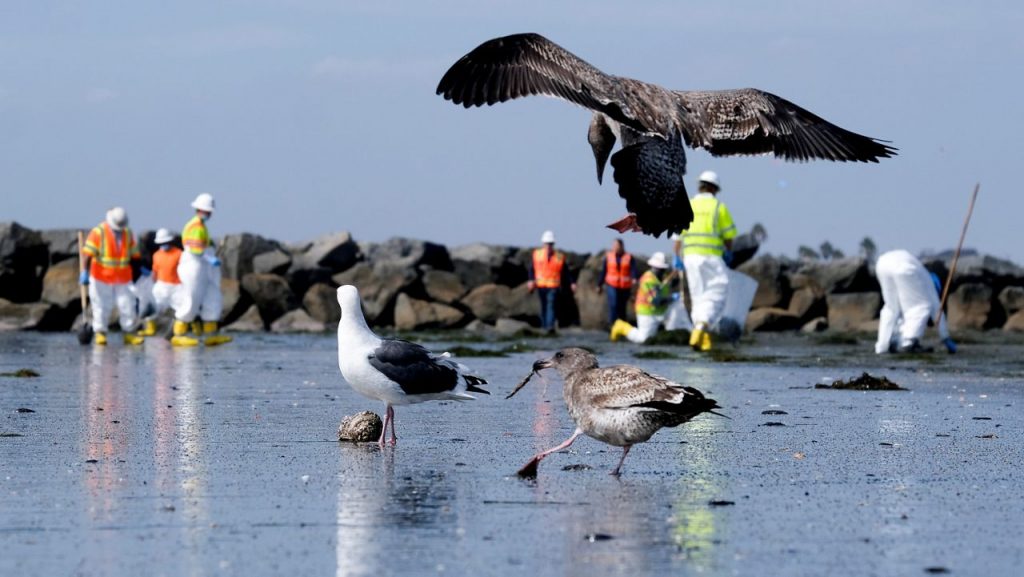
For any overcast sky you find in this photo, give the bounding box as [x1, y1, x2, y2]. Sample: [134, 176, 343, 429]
[2, 1, 1022, 262]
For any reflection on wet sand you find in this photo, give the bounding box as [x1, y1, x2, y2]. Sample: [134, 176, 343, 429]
[335, 446, 456, 577]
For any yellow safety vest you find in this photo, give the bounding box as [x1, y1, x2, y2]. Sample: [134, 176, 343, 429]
[182, 215, 210, 256]
[681, 193, 737, 257]
[634, 270, 670, 316]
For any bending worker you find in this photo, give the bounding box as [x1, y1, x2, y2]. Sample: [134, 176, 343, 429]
[875, 249, 956, 354]
[677, 170, 736, 352]
[139, 228, 183, 337]
[79, 207, 147, 345]
[610, 252, 674, 343]
[171, 193, 232, 347]
[527, 230, 576, 333]
[597, 238, 639, 326]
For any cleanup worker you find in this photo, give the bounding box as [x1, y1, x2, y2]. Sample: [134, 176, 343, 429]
[875, 249, 957, 354]
[172, 193, 232, 347]
[597, 238, 639, 326]
[678, 170, 736, 352]
[527, 230, 576, 333]
[610, 252, 674, 343]
[139, 228, 183, 337]
[79, 207, 147, 345]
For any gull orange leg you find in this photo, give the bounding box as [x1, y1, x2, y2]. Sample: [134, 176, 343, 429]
[609, 444, 633, 476]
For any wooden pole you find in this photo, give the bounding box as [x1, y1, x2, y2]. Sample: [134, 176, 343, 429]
[935, 183, 980, 324]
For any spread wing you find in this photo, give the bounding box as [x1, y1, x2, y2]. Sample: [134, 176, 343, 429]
[436, 33, 660, 135]
[674, 88, 897, 162]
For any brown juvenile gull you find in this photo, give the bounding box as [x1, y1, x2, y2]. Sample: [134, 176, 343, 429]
[507, 347, 723, 476]
[437, 33, 897, 238]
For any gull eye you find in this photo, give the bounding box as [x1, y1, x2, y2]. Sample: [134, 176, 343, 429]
[555, 351, 564, 359]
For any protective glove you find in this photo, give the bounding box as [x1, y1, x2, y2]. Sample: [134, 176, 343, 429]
[79, 270, 90, 285]
[723, 250, 734, 266]
[206, 255, 221, 267]
[673, 254, 684, 271]
[942, 337, 957, 354]
[140, 266, 151, 277]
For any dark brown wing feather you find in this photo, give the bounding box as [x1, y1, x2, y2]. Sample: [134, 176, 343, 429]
[436, 33, 654, 135]
[674, 88, 897, 162]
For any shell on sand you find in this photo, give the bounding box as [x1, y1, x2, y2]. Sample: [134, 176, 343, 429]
[337, 411, 384, 442]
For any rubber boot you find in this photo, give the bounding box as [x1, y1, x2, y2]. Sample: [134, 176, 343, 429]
[139, 319, 157, 337]
[699, 330, 713, 352]
[171, 320, 199, 347]
[191, 321, 204, 336]
[689, 323, 707, 351]
[203, 321, 232, 346]
[609, 319, 633, 342]
[94, 332, 108, 346]
[123, 332, 145, 345]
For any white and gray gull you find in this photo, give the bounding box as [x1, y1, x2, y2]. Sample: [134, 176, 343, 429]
[437, 33, 897, 238]
[507, 347, 723, 476]
[336, 285, 488, 446]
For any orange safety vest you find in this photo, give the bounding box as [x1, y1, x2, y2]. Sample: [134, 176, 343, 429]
[532, 248, 565, 289]
[152, 246, 183, 284]
[83, 223, 139, 284]
[604, 252, 634, 289]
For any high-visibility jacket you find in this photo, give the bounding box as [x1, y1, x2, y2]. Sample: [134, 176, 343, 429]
[152, 246, 183, 284]
[635, 270, 671, 316]
[604, 252, 634, 289]
[681, 193, 737, 257]
[83, 223, 140, 284]
[532, 248, 566, 289]
[182, 215, 210, 256]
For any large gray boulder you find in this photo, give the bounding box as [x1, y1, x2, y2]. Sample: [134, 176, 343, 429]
[252, 249, 292, 275]
[460, 283, 539, 324]
[422, 269, 466, 304]
[0, 222, 49, 303]
[997, 286, 1024, 317]
[787, 286, 826, 324]
[270, 309, 326, 333]
[450, 243, 526, 288]
[1003, 310, 1024, 332]
[38, 259, 81, 330]
[575, 253, 610, 329]
[826, 292, 881, 332]
[289, 231, 360, 274]
[361, 237, 452, 271]
[738, 256, 788, 309]
[0, 298, 52, 331]
[217, 233, 281, 280]
[40, 229, 82, 264]
[302, 283, 341, 325]
[224, 304, 266, 332]
[947, 283, 992, 330]
[331, 262, 418, 326]
[746, 307, 802, 332]
[240, 273, 297, 325]
[393, 293, 465, 331]
[219, 278, 251, 326]
[789, 257, 877, 295]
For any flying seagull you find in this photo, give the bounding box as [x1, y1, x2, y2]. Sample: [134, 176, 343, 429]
[506, 347, 723, 476]
[336, 285, 489, 446]
[437, 33, 897, 237]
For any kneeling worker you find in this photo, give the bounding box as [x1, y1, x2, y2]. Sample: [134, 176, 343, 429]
[139, 228, 183, 336]
[610, 252, 674, 343]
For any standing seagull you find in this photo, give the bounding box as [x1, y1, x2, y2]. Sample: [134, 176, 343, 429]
[507, 347, 722, 476]
[437, 33, 897, 237]
[336, 285, 488, 446]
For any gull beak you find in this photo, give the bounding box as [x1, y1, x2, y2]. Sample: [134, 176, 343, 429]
[532, 358, 554, 372]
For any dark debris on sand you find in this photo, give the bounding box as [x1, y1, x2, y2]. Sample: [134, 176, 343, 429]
[815, 372, 907, 391]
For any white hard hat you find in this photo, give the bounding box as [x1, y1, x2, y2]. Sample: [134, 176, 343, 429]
[540, 230, 556, 244]
[647, 251, 669, 269]
[106, 207, 128, 231]
[154, 228, 174, 244]
[698, 170, 720, 188]
[191, 193, 216, 213]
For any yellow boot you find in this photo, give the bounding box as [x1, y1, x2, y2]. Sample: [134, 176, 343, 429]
[191, 321, 204, 336]
[609, 319, 633, 342]
[138, 319, 157, 337]
[203, 321, 233, 346]
[689, 323, 706, 351]
[123, 332, 145, 345]
[94, 332, 108, 346]
[171, 320, 199, 347]
[699, 330, 713, 352]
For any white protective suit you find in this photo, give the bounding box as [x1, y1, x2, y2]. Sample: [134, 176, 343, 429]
[683, 254, 730, 328]
[875, 250, 949, 354]
[174, 249, 223, 323]
[89, 279, 138, 333]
